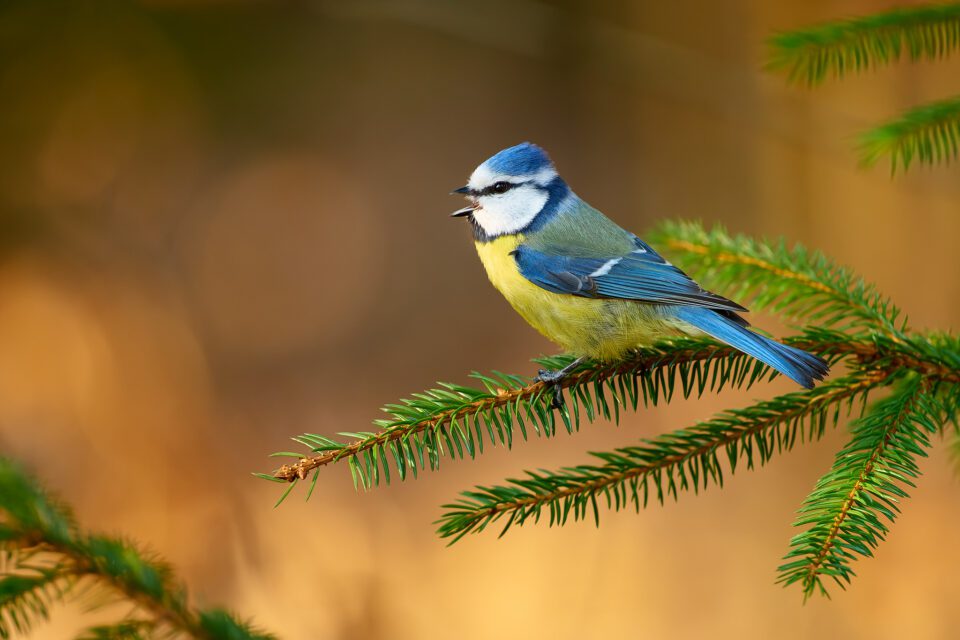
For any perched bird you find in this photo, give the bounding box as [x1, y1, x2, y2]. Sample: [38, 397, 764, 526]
[451, 142, 828, 403]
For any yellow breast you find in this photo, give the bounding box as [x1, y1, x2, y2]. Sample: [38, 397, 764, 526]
[474, 235, 673, 359]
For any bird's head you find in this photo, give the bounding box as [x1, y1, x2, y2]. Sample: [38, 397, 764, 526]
[451, 142, 568, 238]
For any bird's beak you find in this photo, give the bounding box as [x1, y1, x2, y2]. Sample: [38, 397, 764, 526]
[450, 185, 476, 217]
[451, 205, 476, 217]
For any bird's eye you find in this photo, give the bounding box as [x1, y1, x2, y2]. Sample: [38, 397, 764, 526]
[492, 181, 511, 194]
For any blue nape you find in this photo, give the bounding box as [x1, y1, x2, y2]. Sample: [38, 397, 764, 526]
[485, 142, 554, 175]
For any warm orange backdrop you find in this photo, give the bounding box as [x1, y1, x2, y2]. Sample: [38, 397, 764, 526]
[1, 1, 958, 638]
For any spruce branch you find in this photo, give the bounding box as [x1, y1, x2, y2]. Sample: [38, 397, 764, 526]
[777, 375, 943, 599]
[436, 371, 884, 544]
[858, 95, 960, 172]
[0, 460, 275, 640]
[267, 331, 954, 494]
[268, 330, 951, 494]
[266, 220, 917, 493]
[767, 4, 960, 86]
[261, 222, 960, 599]
[269, 342, 789, 490]
[647, 221, 907, 337]
[0, 564, 75, 638]
[769, 4, 960, 172]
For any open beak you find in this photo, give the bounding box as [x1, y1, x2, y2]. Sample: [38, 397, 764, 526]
[450, 185, 476, 217]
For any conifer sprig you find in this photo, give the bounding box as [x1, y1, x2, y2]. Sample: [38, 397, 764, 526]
[267, 329, 949, 495]
[767, 4, 960, 86]
[0, 460, 274, 640]
[268, 342, 784, 490]
[267, 220, 913, 491]
[262, 222, 960, 600]
[777, 375, 942, 598]
[436, 371, 883, 544]
[858, 96, 960, 172]
[768, 4, 960, 172]
[648, 221, 906, 337]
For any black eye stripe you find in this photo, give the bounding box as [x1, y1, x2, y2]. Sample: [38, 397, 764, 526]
[477, 181, 523, 196]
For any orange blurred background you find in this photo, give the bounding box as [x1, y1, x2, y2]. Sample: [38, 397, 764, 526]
[1, 1, 958, 638]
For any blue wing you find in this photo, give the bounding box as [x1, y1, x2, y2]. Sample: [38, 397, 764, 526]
[513, 236, 746, 312]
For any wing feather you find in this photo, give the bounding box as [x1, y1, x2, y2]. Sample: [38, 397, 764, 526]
[513, 237, 747, 312]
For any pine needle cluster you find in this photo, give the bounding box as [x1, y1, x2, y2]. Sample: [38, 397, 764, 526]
[858, 96, 960, 171]
[262, 221, 959, 600]
[0, 460, 274, 640]
[767, 3, 960, 172]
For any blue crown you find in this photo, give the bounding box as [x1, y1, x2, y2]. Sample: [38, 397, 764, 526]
[485, 142, 554, 176]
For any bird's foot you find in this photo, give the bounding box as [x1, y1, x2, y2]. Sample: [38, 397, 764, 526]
[535, 370, 566, 409]
[534, 358, 585, 409]
[535, 368, 568, 385]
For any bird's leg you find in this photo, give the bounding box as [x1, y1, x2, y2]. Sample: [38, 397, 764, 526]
[535, 357, 585, 409]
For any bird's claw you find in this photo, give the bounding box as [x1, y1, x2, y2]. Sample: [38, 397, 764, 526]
[535, 369, 567, 408]
[549, 386, 565, 409]
[535, 368, 561, 384]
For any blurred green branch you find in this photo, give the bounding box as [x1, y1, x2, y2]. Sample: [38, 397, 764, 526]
[262, 221, 960, 599]
[858, 96, 960, 171]
[768, 3, 960, 172]
[0, 460, 275, 640]
[767, 4, 960, 86]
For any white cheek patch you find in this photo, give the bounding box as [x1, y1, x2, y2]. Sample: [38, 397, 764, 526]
[472, 186, 548, 237]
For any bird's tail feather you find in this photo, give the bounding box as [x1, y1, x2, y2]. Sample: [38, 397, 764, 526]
[673, 307, 829, 389]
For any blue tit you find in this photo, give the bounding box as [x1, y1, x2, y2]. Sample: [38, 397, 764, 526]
[451, 142, 828, 403]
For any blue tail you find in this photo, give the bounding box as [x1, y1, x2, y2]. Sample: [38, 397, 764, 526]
[673, 307, 829, 389]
